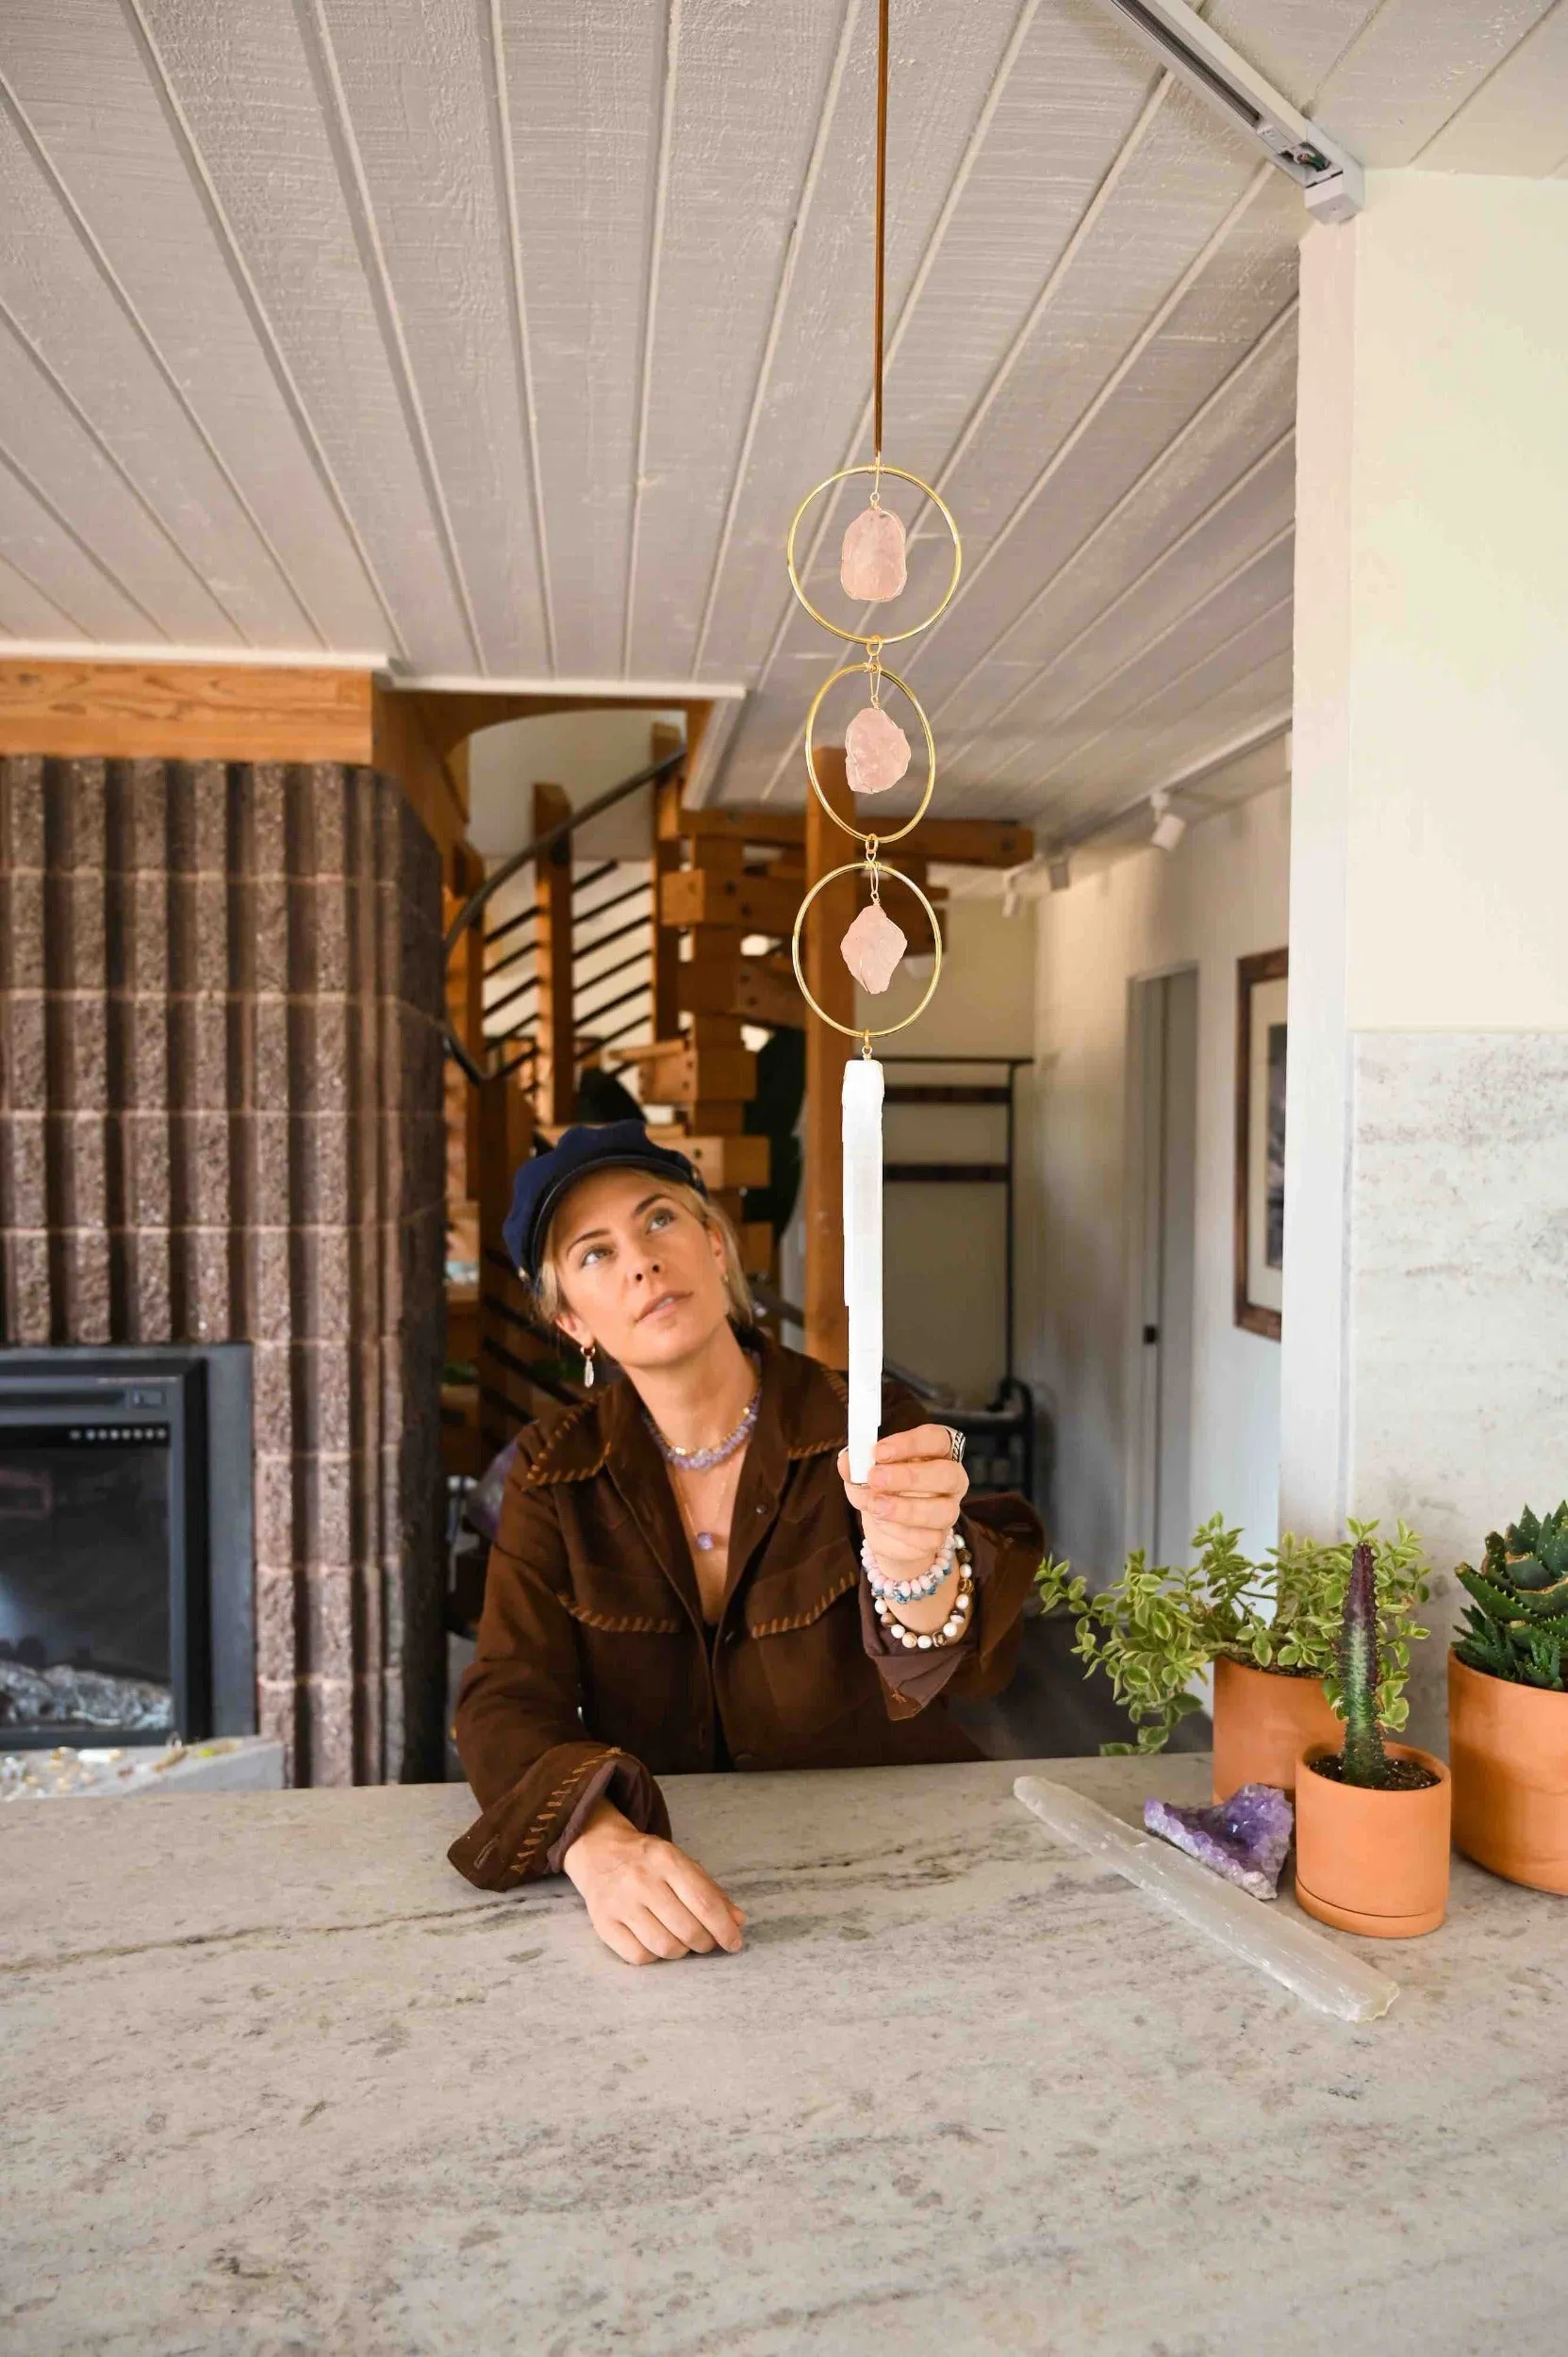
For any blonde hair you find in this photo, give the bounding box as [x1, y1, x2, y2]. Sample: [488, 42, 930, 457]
[533, 1176, 753, 1334]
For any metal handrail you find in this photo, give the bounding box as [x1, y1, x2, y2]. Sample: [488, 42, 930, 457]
[443, 742, 683, 1085]
[443, 745, 683, 957]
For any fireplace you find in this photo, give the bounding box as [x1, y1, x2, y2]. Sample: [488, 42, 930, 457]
[0, 1346, 254, 1749]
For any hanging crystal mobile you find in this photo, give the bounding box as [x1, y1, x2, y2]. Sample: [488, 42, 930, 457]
[784, 0, 962, 1481]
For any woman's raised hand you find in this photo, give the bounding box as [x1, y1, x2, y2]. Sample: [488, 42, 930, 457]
[838, 1423, 968, 1579]
[562, 1797, 747, 1966]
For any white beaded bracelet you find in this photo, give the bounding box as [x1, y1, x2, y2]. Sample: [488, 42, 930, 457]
[872, 1565, 975, 1651]
[862, 1525, 958, 1604]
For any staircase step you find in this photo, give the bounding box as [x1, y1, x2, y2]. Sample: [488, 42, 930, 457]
[675, 1133, 771, 1190]
[615, 1036, 757, 1106]
[659, 867, 801, 934]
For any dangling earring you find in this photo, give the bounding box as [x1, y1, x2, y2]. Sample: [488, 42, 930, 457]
[582, 1343, 595, 1391]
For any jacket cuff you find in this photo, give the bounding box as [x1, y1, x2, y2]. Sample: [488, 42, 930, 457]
[544, 1754, 633, 1874]
[447, 1741, 669, 1890]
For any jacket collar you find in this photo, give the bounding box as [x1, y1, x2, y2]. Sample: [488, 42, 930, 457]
[523, 1327, 850, 1628]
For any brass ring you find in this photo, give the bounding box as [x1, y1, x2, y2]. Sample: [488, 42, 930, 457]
[803, 663, 935, 846]
[789, 859, 944, 1042]
[785, 461, 963, 646]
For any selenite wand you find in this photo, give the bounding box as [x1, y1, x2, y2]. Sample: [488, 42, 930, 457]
[842, 1055, 884, 1484]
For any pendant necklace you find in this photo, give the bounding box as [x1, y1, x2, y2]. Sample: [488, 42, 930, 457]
[644, 1355, 760, 1552]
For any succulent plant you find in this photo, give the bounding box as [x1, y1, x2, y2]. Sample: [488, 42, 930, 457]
[1455, 1504, 1568, 1691]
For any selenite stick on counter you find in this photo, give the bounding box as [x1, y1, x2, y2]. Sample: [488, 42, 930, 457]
[1013, 1777, 1400, 2023]
[842, 1054, 884, 1484]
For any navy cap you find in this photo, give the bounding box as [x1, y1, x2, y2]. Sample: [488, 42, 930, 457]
[503, 1120, 706, 1282]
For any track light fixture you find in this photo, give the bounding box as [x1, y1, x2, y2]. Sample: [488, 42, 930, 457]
[1096, 0, 1362, 223]
[1047, 852, 1072, 894]
[1149, 790, 1186, 853]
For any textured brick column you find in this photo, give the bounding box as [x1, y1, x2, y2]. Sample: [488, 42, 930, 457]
[0, 759, 445, 1785]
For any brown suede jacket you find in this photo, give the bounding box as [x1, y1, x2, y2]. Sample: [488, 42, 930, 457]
[447, 1328, 1044, 1891]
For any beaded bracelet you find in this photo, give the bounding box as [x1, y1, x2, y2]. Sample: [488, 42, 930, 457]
[862, 1525, 958, 1604]
[873, 1566, 975, 1651]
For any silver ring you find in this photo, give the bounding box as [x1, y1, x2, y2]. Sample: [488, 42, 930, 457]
[946, 1426, 966, 1464]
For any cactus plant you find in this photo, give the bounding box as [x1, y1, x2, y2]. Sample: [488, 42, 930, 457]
[1335, 1541, 1389, 1787]
[1312, 1539, 1439, 1794]
[1454, 1504, 1568, 1691]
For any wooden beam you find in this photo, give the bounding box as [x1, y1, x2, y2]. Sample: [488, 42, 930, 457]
[804, 746, 856, 1369]
[0, 657, 372, 764]
[736, 1221, 775, 1278]
[0, 662, 732, 882]
[371, 684, 469, 864]
[664, 799, 1033, 869]
[477, 1071, 547, 1459]
[534, 782, 574, 1127]
[446, 840, 487, 1195]
[0, 658, 487, 870]
[650, 722, 686, 1040]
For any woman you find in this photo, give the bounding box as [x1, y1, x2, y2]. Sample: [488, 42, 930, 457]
[449, 1120, 1044, 1966]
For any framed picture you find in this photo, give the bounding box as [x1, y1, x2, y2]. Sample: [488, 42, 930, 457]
[1235, 948, 1287, 1339]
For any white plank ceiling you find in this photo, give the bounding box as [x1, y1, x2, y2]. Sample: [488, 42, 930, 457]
[0, 0, 1563, 835]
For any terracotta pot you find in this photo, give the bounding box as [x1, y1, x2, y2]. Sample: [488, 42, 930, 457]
[1449, 1652, 1568, 1895]
[1211, 1656, 1342, 1800]
[1293, 1741, 1451, 1938]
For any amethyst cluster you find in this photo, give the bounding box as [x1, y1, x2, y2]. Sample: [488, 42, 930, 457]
[1143, 1782, 1295, 1901]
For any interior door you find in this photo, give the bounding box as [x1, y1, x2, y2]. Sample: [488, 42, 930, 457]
[1131, 968, 1197, 1565]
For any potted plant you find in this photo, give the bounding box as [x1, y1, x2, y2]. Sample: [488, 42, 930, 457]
[1448, 1504, 1568, 1894]
[1035, 1515, 1429, 1797]
[1294, 1541, 1450, 1937]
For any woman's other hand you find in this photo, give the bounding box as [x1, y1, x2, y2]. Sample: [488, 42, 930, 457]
[838, 1424, 969, 1578]
[562, 1797, 747, 1965]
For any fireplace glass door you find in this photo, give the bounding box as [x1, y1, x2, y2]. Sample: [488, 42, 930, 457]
[0, 1418, 177, 1739]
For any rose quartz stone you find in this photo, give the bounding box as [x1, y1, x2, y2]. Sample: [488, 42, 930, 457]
[840, 503, 906, 602]
[840, 900, 907, 995]
[844, 704, 912, 798]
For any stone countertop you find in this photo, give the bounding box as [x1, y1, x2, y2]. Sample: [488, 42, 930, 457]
[2, 1755, 1564, 2356]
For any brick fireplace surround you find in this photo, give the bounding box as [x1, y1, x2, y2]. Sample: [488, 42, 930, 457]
[0, 759, 447, 1784]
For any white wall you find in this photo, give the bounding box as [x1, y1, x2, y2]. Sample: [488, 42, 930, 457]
[1282, 173, 1568, 1749]
[468, 707, 685, 860]
[1026, 785, 1291, 1580]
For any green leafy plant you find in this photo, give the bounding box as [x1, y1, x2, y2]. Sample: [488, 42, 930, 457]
[1455, 1504, 1568, 1691]
[1034, 1514, 1430, 1755]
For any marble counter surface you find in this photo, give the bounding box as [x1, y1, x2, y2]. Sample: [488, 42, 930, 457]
[3, 1755, 1564, 2355]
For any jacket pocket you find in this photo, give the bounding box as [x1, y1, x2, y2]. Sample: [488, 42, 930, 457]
[742, 1546, 866, 1740]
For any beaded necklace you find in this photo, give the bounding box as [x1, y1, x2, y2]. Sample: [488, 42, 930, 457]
[644, 1354, 761, 1552]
